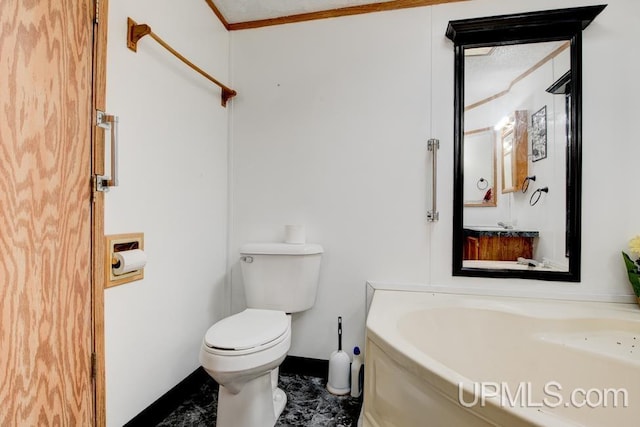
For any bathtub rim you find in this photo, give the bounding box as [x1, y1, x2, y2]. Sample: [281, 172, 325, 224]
[365, 292, 554, 427]
[365, 281, 637, 310]
[364, 288, 640, 427]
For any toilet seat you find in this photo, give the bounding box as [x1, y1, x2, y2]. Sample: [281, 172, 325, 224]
[204, 309, 289, 356]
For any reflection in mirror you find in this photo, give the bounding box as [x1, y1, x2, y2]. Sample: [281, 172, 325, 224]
[447, 6, 606, 282]
[464, 127, 496, 207]
[498, 110, 528, 194]
[463, 42, 568, 272]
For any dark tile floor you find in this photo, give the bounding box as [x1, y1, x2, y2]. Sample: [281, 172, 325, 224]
[156, 372, 362, 427]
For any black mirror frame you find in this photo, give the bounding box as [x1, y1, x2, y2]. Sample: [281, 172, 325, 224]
[446, 5, 606, 282]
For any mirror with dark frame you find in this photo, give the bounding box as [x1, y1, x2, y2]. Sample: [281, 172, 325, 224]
[446, 5, 606, 282]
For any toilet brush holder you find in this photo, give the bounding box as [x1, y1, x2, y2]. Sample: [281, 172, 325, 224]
[327, 316, 351, 395]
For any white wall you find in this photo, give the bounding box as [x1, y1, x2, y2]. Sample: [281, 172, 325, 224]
[103, 1, 230, 425]
[229, 9, 433, 359]
[230, 0, 640, 361]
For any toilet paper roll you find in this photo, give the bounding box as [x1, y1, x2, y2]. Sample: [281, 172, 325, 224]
[284, 225, 305, 244]
[112, 249, 147, 275]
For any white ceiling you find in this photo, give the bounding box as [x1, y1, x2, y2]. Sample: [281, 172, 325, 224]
[465, 41, 567, 106]
[214, 0, 397, 23]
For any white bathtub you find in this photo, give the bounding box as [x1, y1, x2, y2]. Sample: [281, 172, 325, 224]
[363, 290, 640, 427]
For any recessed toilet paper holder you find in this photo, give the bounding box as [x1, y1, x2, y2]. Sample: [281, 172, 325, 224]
[105, 233, 145, 288]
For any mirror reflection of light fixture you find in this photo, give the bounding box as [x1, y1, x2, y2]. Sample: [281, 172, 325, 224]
[494, 116, 510, 131]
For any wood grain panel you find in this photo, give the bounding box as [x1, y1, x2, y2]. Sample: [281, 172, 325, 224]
[464, 236, 534, 261]
[0, 0, 94, 425]
[92, 0, 109, 425]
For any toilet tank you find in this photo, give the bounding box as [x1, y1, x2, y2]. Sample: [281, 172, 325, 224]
[239, 243, 323, 313]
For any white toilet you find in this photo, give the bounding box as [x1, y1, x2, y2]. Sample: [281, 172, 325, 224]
[200, 242, 323, 427]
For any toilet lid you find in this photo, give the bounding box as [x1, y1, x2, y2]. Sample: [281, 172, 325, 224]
[204, 309, 288, 350]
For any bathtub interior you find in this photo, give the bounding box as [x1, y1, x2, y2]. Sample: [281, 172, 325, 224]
[364, 291, 640, 427]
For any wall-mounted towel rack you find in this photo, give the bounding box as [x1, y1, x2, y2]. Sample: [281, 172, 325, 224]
[126, 17, 237, 107]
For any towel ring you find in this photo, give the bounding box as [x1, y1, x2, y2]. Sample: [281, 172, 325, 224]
[477, 178, 489, 190]
[521, 175, 536, 193]
[529, 186, 549, 206]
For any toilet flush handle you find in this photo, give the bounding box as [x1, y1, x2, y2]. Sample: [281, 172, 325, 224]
[241, 256, 253, 263]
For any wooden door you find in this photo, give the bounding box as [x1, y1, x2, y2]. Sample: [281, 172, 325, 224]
[0, 0, 96, 424]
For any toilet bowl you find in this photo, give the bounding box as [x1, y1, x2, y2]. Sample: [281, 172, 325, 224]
[199, 309, 292, 427]
[200, 242, 323, 427]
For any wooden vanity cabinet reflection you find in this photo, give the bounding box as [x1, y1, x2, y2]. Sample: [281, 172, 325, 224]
[501, 111, 528, 194]
[464, 234, 535, 261]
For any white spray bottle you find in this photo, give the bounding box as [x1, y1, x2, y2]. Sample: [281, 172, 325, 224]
[350, 346, 363, 398]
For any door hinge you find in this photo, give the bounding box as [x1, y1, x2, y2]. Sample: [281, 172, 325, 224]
[93, 174, 110, 194]
[94, 0, 100, 24]
[91, 352, 97, 379]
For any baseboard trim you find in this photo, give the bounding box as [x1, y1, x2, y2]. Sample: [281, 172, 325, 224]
[123, 367, 213, 427]
[124, 356, 327, 426]
[280, 355, 329, 379]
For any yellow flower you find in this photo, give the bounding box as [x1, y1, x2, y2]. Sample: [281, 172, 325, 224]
[629, 236, 640, 257]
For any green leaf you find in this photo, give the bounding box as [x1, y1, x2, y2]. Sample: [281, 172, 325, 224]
[621, 251, 640, 297]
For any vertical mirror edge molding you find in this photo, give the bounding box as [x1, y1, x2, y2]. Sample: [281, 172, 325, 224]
[569, 31, 583, 282]
[452, 42, 465, 278]
[447, 5, 606, 282]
